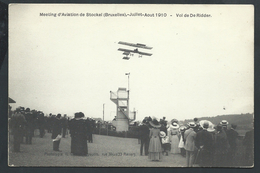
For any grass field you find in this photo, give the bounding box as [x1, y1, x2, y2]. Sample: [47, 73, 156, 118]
[8, 131, 187, 167]
[8, 130, 253, 167]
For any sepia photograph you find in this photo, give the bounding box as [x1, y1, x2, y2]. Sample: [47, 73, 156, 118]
[7, 4, 254, 167]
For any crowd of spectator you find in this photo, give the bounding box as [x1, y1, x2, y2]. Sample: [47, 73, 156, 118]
[9, 106, 97, 154]
[138, 116, 254, 167]
[8, 106, 253, 166]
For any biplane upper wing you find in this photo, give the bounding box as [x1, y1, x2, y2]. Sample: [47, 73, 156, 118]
[118, 41, 153, 49]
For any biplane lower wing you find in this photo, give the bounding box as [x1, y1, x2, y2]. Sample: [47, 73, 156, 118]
[138, 51, 152, 56]
[118, 48, 152, 56]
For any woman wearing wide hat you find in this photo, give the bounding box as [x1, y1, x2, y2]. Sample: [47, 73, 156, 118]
[148, 118, 163, 161]
[69, 112, 88, 156]
[168, 120, 180, 154]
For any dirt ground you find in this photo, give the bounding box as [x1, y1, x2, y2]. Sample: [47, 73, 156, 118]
[8, 131, 187, 167]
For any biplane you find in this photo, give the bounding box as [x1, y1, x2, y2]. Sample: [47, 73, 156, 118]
[118, 41, 153, 60]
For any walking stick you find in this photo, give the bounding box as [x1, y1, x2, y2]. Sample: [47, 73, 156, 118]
[194, 148, 201, 165]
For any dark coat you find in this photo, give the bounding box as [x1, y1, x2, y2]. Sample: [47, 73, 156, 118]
[61, 117, 68, 128]
[214, 130, 229, 154]
[11, 113, 26, 136]
[243, 129, 254, 149]
[24, 112, 35, 136]
[160, 124, 167, 134]
[51, 118, 62, 139]
[196, 129, 214, 150]
[195, 129, 214, 166]
[139, 124, 150, 140]
[69, 118, 88, 155]
[226, 128, 238, 148]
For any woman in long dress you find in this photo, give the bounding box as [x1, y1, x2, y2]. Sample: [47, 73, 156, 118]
[148, 119, 163, 161]
[69, 112, 88, 156]
[168, 122, 180, 154]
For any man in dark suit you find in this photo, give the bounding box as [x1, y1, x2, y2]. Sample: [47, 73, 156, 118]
[10, 108, 26, 152]
[195, 121, 214, 167]
[220, 120, 229, 133]
[226, 124, 239, 166]
[61, 114, 68, 138]
[24, 108, 34, 144]
[86, 118, 94, 143]
[213, 124, 229, 167]
[139, 119, 150, 156]
[38, 111, 46, 138]
[51, 114, 62, 152]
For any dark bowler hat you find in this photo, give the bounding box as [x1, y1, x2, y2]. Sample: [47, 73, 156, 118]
[149, 119, 161, 128]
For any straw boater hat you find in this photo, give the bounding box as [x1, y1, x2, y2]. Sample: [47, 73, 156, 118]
[188, 122, 196, 128]
[149, 119, 161, 128]
[220, 120, 229, 126]
[160, 131, 166, 138]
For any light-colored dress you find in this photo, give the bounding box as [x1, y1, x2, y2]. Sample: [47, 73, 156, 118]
[178, 135, 184, 148]
[148, 128, 163, 161]
[168, 128, 180, 154]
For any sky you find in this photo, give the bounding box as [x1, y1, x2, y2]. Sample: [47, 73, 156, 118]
[9, 4, 254, 121]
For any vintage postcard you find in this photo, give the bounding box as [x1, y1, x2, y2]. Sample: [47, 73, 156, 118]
[8, 4, 254, 167]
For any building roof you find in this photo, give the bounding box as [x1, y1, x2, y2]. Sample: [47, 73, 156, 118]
[8, 97, 16, 103]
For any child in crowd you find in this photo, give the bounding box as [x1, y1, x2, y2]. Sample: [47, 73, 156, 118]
[160, 131, 171, 156]
[178, 126, 186, 157]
